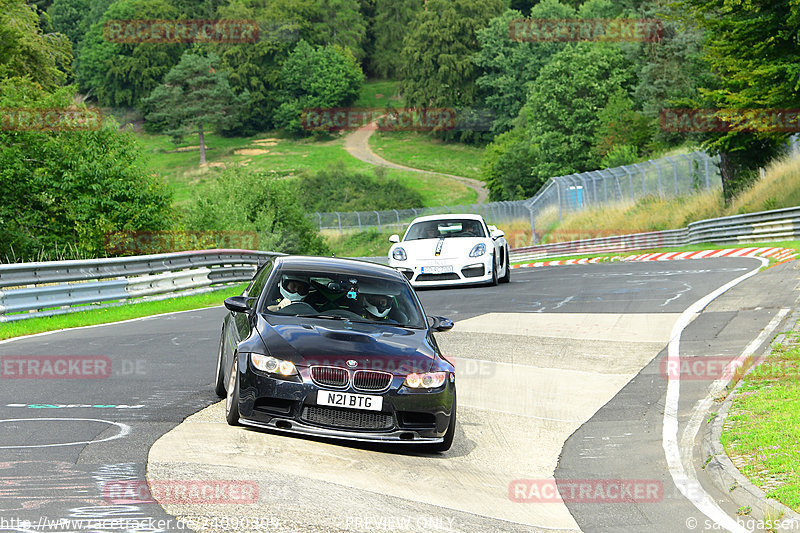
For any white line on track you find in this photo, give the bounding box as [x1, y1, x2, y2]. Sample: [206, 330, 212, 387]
[662, 257, 769, 533]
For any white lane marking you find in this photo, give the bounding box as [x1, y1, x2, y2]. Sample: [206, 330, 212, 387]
[680, 308, 789, 513]
[662, 256, 768, 533]
[0, 305, 223, 345]
[0, 418, 131, 449]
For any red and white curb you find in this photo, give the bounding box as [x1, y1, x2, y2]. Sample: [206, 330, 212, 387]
[512, 247, 798, 269]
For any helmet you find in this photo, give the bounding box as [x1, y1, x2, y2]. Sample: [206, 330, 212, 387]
[279, 275, 309, 302]
[362, 292, 392, 319]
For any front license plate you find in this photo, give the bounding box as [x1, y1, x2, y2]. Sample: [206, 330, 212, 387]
[421, 265, 453, 274]
[317, 391, 383, 411]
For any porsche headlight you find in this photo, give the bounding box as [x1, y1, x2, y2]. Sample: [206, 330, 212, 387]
[392, 247, 407, 261]
[404, 372, 447, 389]
[251, 353, 297, 376]
[469, 243, 486, 257]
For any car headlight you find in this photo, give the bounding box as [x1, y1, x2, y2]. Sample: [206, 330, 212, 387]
[392, 247, 407, 261]
[469, 243, 486, 257]
[251, 353, 297, 376]
[404, 372, 447, 389]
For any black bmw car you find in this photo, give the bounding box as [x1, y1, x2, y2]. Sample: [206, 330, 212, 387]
[214, 256, 457, 452]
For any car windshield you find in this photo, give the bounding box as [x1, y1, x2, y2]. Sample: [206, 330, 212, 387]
[261, 269, 426, 328]
[404, 219, 485, 241]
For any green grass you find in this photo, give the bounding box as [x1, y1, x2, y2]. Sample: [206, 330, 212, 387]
[720, 323, 800, 512]
[134, 130, 476, 209]
[0, 284, 246, 341]
[354, 80, 401, 108]
[369, 131, 485, 180]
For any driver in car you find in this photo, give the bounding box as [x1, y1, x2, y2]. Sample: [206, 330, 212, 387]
[361, 292, 395, 322]
[267, 275, 311, 311]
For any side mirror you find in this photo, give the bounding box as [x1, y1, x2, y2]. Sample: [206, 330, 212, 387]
[224, 296, 251, 313]
[428, 316, 454, 332]
[389, 234, 400, 243]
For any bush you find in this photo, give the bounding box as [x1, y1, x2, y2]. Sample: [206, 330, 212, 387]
[0, 78, 172, 261]
[182, 168, 329, 256]
[293, 163, 424, 212]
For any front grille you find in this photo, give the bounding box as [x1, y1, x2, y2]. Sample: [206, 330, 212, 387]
[416, 273, 460, 281]
[353, 370, 392, 391]
[310, 366, 349, 388]
[302, 406, 394, 430]
[461, 265, 485, 278]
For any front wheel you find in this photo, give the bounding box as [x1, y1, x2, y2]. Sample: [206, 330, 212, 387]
[500, 247, 511, 284]
[489, 256, 498, 286]
[214, 332, 226, 398]
[427, 397, 456, 453]
[225, 358, 241, 426]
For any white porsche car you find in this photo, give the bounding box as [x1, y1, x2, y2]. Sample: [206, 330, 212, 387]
[388, 214, 511, 287]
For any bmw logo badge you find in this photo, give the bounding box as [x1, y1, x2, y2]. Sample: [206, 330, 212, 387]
[346, 360, 358, 368]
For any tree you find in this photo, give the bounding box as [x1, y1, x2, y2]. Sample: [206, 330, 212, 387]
[370, 0, 423, 78]
[594, 90, 655, 162]
[75, 0, 184, 106]
[184, 168, 330, 256]
[273, 40, 364, 135]
[0, 78, 171, 260]
[308, 0, 367, 61]
[143, 52, 244, 166]
[401, 0, 505, 110]
[474, 1, 576, 134]
[48, 0, 114, 57]
[0, 0, 72, 88]
[522, 43, 633, 181]
[673, 0, 800, 201]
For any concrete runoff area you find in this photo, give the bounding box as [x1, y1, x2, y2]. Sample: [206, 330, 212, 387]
[147, 312, 681, 532]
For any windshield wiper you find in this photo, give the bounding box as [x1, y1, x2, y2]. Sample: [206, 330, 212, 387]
[296, 313, 353, 321]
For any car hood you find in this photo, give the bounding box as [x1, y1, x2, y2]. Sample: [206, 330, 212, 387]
[256, 314, 437, 375]
[393, 237, 488, 260]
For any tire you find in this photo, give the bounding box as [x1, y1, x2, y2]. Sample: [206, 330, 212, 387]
[225, 357, 241, 426]
[500, 247, 511, 284]
[489, 255, 498, 286]
[427, 396, 456, 453]
[214, 332, 226, 398]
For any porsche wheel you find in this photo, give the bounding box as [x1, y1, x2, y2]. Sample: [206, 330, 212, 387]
[500, 246, 511, 283]
[490, 255, 498, 286]
[225, 357, 241, 426]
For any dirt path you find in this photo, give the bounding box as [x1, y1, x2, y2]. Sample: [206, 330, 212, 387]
[344, 123, 489, 204]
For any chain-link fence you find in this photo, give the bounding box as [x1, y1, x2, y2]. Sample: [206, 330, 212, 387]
[312, 150, 723, 237]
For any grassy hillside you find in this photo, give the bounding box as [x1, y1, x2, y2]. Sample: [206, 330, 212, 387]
[134, 130, 477, 209]
[369, 131, 485, 180]
[534, 153, 800, 244]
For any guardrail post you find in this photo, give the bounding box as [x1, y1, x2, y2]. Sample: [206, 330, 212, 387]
[374, 211, 381, 232]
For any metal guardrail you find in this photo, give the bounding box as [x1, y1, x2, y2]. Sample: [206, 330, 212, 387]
[0, 249, 281, 322]
[509, 206, 800, 262]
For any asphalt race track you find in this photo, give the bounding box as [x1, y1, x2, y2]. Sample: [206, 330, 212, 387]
[0, 258, 797, 533]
